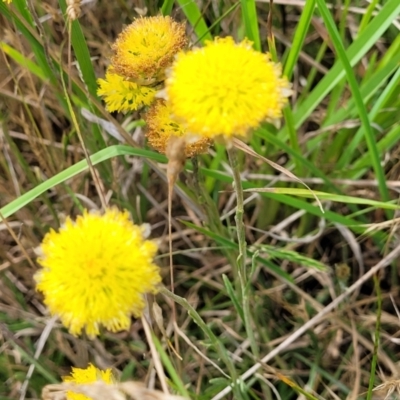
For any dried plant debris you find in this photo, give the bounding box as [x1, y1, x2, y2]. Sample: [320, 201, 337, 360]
[370, 380, 400, 400]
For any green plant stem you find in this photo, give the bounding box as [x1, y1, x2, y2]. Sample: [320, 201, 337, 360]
[227, 146, 259, 359]
[160, 287, 241, 394]
[227, 147, 247, 282]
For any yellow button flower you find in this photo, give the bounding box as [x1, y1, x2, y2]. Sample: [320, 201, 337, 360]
[35, 208, 161, 338]
[97, 68, 156, 112]
[111, 15, 187, 85]
[63, 364, 113, 400]
[145, 100, 212, 158]
[165, 37, 291, 140]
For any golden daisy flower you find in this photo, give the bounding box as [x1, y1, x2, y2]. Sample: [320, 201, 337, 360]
[145, 100, 212, 158]
[111, 15, 187, 85]
[63, 364, 114, 400]
[165, 37, 292, 140]
[35, 208, 161, 338]
[97, 67, 156, 112]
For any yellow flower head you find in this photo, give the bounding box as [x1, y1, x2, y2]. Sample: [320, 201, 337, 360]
[97, 67, 156, 112]
[165, 37, 291, 140]
[111, 16, 187, 85]
[145, 100, 212, 158]
[63, 364, 113, 400]
[35, 208, 161, 338]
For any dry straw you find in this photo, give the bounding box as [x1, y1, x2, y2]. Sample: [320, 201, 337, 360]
[66, 0, 81, 20]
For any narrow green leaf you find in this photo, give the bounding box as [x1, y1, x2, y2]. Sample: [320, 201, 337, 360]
[152, 335, 191, 398]
[315, 0, 390, 207]
[0, 146, 166, 219]
[244, 187, 400, 210]
[176, 0, 212, 44]
[222, 275, 245, 322]
[291, 0, 400, 129]
[240, 0, 260, 50]
[0, 42, 46, 81]
[283, 0, 316, 79]
[58, 0, 98, 98]
[161, 0, 175, 15]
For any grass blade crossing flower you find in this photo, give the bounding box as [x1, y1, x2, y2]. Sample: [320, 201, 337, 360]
[35, 208, 161, 338]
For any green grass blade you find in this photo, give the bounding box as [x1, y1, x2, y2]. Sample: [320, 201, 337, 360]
[315, 0, 390, 206]
[200, 168, 370, 235]
[282, 106, 303, 177]
[336, 65, 400, 169]
[222, 275, 245, 322]
[244, 187, 400, 210]
[0, 1, 57, 85]
[283, 0, 316, 80]
[152, 335, 191, 397]
[351, 123, 400, 178]
[359, 0, 380, 34]
[161, 0, 175, 15]
[58, 0, 98, 98]
[182, 221, 294, 282]
[290, 0, 400, 129]
[0, 42, 46, 81]
[0, 146, 166, 219]
[240, 0, 260, 50]
[176, 0, 212, 44]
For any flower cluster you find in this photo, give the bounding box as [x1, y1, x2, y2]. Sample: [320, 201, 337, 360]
[35, 208, 161, 338]
[97, 15, 210, 157]
[97, 16, 186, 112]
[98, 15, 290, 155]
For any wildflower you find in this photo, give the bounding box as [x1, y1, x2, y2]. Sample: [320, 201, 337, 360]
[111, 15, 187, 85]
[145, 100, 211, 157]
[165, 37, 291, 140]
[35, 208, 161, 338]
[63, 364, 113, 400]
[97, 68, 156, 112]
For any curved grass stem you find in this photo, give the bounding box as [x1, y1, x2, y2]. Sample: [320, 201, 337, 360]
[227, 146, 259, 360]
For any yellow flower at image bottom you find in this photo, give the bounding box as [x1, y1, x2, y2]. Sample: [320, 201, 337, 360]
[35, 208, 161, 338]
[166, 36, 292, 140]
[97, 68, 156, 112]
[63, 364, 113, 400]
[145, 100, 212, 158]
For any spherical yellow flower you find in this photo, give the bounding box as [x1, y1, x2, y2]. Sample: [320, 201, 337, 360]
[145, 100, 212, 158]
[111, 16, 187, 85]
[97, 68, 156, 112]
[165, 37, 291, 140]
[35, 208, 161, 338]
[63, 364, 114, 400]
